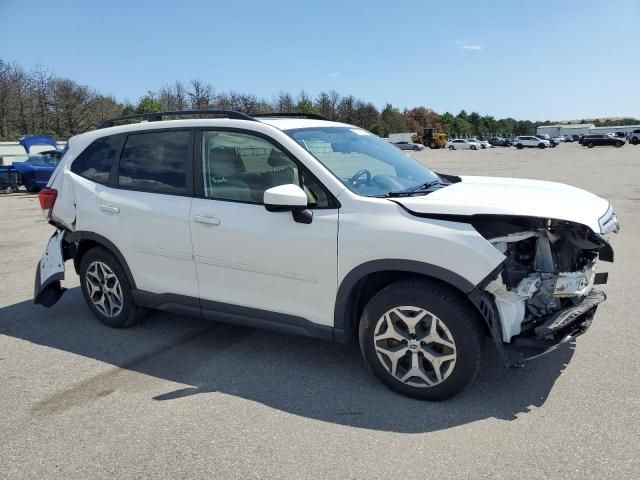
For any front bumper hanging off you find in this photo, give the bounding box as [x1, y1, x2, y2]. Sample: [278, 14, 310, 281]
[506, 289, 606, 362]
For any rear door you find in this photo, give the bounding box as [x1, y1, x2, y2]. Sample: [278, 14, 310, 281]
[189, 129, 339, 328]
[71, 129, 199, 298]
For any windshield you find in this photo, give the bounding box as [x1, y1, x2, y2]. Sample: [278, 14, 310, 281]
[285, 127, 440, 197]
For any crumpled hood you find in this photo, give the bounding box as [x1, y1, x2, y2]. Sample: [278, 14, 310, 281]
[392, 176, 611, 234]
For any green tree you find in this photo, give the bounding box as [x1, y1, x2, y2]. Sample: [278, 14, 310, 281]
[135, 91, 163, 113]
[380, 103, 407, 136]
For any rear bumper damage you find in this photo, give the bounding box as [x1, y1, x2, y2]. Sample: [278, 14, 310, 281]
[34, 230, 73, 307]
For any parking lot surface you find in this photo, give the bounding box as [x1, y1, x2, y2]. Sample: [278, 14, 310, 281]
[1, 143, 638, 479]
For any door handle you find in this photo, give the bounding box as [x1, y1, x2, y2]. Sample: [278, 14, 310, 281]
[100, 204, 120, 214]
[193, 215, 220, 226]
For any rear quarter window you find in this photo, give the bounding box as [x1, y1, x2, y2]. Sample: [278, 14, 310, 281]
[118, 130, 192, 195]
[70, 135, 121, 184]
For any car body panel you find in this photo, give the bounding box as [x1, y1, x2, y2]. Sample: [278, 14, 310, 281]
[190, 197, 339, 327]
[391, 176, 610, 234]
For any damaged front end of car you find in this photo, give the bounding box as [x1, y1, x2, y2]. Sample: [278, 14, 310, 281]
[468, 211, 619, 366]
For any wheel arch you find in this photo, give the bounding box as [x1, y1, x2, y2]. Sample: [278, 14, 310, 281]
[333, 260, 476, 343]
[66, 231, 137, 289]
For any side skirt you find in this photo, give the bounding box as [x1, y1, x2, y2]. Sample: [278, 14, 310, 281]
[131, 290, 334, 342]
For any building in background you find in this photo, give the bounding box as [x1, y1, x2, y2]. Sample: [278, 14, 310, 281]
[537, 123, 640, 137]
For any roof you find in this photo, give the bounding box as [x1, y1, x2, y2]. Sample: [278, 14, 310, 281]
[258, 118, 351, 130]
[72, 117, 352, 144]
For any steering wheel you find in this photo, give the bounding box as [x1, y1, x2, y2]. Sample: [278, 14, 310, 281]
[348, 169, 372, 187]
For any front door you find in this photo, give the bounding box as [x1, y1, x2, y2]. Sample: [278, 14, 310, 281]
[189, 129, 339, 328]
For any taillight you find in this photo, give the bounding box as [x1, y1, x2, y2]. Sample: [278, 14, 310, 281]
[38, 188, 57, 218]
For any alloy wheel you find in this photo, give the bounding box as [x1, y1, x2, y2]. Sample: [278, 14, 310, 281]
[373, 306, 457, 388]
[85, 261, 124, 317]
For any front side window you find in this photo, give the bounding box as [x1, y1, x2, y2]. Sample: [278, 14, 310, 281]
[285, 127, 440, 197]
[118, 130, 191, 194]
[71, 135, 120, 184]
[201, 131, 330, 207]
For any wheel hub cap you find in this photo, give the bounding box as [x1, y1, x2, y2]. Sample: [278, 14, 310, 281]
[85, 261, 123, 318]
[373, 306, 457, 388]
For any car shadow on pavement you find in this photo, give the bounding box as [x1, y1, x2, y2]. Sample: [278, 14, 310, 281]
[0, 287, 574, 433]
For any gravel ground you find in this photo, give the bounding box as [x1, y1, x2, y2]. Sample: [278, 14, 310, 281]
[0, 142, 638, 479]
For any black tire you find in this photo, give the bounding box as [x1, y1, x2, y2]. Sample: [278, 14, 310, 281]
[632, 137, 638, 145]
[470, 145, 477, 150]
[79, 247, 142, 328]
[615, 141, 623, 148]
[588, 142, 595, 148]
[358, 279, 483, 401]
[516, 143, 524, 149]
[25, 179, 39, 193]
[538, 143, 546, 149]
[448, 145, 454, 150]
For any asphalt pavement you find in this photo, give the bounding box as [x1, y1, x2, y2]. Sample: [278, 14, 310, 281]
[1, 142, 638, 479]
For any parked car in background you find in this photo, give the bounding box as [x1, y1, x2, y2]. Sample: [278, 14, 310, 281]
[514, 136, 550, 149]
[8, 134, 64, 192]
[392, 141, 425, 151]
[534, 134, 558, 148]
[580, 134, 625, 148]
[446, 139, 481, 150]
[563, 135, 573, 142]
[628, 129, 640, 145]
[488, 137, 511, 147]
[474, 139, 491, 149]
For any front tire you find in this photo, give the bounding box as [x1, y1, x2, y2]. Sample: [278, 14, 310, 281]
[358, 280, 483, 400]
[538, 143, 546, 149]
[516, 143, 524, 149]
[448, 145, 454, 150]
[615, 141, 623, 148]
[79, 247, 142, 328]
[470, 145, 477, 150]
[588, 142, 595, 148]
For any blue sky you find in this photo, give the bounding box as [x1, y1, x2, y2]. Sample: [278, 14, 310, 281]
[2, 0, 638, 120]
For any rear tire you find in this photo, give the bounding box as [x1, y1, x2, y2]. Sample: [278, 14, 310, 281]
[516, 144, 524, 149]
[538, 143, 546, 149]
[632, 137, 638, 145]
[358, 279, 483, 400]
[448, 145, 454, 150]
[471, 145, 477, 150]
[588, 142, 595, 148]
[615, 141, 623, 148]
[79, 247, 142, 328]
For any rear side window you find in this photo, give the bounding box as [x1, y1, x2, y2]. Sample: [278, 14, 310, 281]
[118, 130, 191, 194]
[71, 135, 120, 184]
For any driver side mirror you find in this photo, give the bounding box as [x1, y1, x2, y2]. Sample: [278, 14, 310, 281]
[264, 184, 313, 224]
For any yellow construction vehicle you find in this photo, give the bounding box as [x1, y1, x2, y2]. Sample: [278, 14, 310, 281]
[413, 128, 448, 149]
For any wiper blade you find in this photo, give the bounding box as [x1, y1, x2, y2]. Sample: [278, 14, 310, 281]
[386, 180, 447, 197]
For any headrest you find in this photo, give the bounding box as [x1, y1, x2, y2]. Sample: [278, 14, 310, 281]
[209, 147, 239, 178]
[267, 149, 291, 168]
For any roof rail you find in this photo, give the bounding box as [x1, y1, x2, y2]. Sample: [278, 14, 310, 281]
[252, 112, 328, 121]
[98, 110, 257, 129]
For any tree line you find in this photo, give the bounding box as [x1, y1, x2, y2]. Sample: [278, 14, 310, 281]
[1, 58, 637, 141]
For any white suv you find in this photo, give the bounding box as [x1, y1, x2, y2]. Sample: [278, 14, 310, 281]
[34, 111, 619, 400]
[515, 136, 550, 149]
